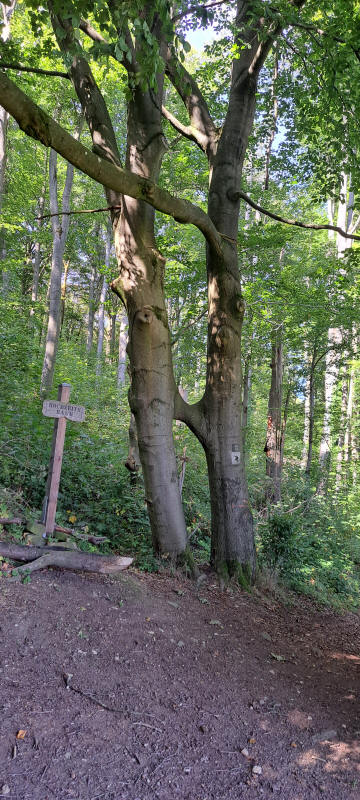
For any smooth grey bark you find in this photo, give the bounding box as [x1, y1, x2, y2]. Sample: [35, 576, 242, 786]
[109, 312, 117, 358]
[31, 149, 48, 311]
[317, 329, 342, 493]
[40, 147, 74, 397]
[242, 357, 252, 450]
[344, 335, 357, 483]
[60, 258, 69, 330]
[117, 311, 127, 387]
[302, 347, 311, 469]
[318, 177, 350, 491]
[112, 87, 188, 555]
[264, 330, 283, 504]
[335, 364, 349, 492]
[96, 221, 111, 375]
[304, 345, 317, 476]
[86, 255, 97, 355]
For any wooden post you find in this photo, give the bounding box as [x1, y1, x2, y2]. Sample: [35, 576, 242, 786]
[41, 383, 71, 538]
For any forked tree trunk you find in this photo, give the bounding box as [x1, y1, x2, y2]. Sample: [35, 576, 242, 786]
[111, 89, 187, 557]
[44, 0, 301, 572]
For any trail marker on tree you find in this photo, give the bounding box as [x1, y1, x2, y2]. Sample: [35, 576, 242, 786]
[41, 383, 85, 539]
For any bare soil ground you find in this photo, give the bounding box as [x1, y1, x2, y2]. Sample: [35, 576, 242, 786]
[0, 565, 359, 800]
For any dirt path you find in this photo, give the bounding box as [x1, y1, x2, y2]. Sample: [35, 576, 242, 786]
[0, 568, 359, 800]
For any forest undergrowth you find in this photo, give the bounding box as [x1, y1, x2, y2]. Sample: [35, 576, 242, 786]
[1, 304, 359, 611]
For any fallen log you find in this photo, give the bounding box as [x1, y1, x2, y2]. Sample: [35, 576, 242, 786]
[0, 541, 132, 576]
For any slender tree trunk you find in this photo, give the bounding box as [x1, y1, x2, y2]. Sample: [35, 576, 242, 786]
[264, 52, 278, 192]
[344, 353, 356, 474]
[280, 386, 291, 469]
[31, 149, 48, 312]
[305, 348, 316, 476]
[317, 331, 342, 493]
[242, 355, 252, 453]
[318, 181, 349, 492]
[60, 259, 69, 331]
[264, 329, 283, 503]
[335, 365, 349, 492]
[302, 347, 311, 469]
[40, 149, 74, 397]
[96, 221, 111, 375]
[110, 312, 117, 358]
[117, 311, 127, 387]
[86, 260, 97, 355]
[40, 115, 83, 396]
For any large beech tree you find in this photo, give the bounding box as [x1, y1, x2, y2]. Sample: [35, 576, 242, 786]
[1, 0, 359, 577]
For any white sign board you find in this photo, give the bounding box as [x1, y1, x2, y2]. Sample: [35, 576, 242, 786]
[231, 443, 241, 465]
[42, 400, 85, 423]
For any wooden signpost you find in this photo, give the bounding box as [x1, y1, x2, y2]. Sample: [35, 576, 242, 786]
[41, 383, 85, 539]
[0, 382, 133, 575]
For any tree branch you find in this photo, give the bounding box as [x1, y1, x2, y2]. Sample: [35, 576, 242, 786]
[161, 104, 208, 151]
[79, 18, 107, 44]
[174, 392, 208, 446]
[173, 0, 236, 23]
[238, 190, 360, 242]
[0, 62, 70, 78]
[36, 204, 120, 221]
[0, 72, 222, 254]
[79, 17, 136, 72]
[233, 0, 307, 91]
[284, 18, 360, 62]
[49, 8, 122, 172]
[171, 308, 207, 345]
[165, 51, 218, 160]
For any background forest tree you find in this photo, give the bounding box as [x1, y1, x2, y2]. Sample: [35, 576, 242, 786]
[1, 0, 360, 603]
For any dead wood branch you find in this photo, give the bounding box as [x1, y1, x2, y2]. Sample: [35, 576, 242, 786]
[0, 519, 108, 545]
[0, 541, 132, 575]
